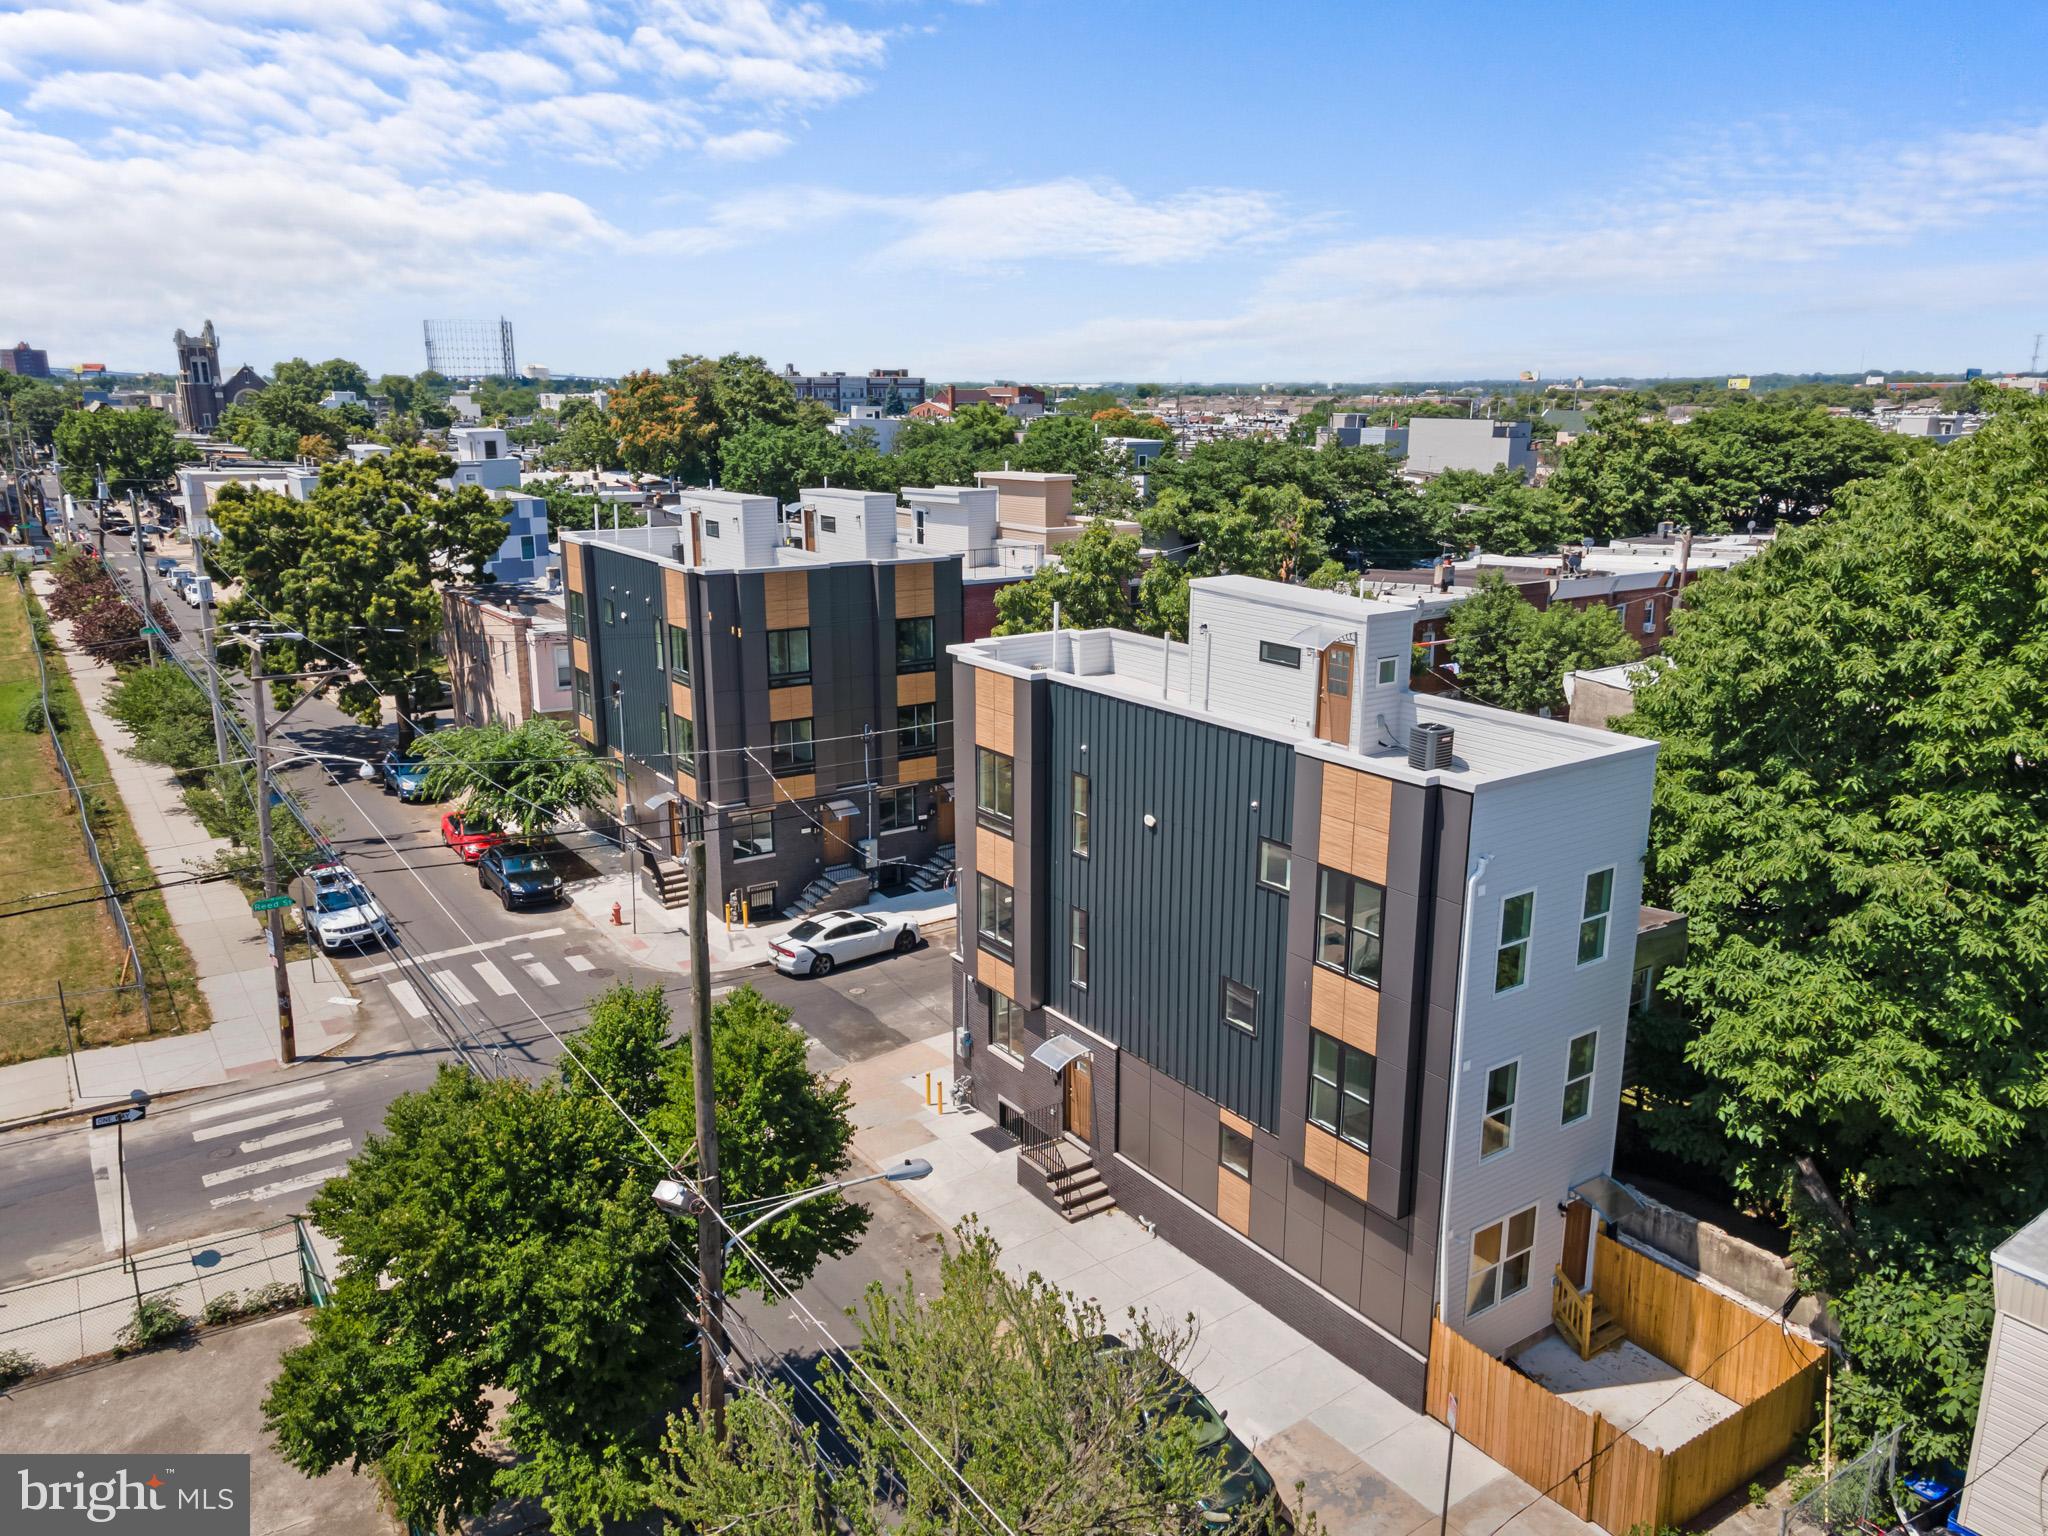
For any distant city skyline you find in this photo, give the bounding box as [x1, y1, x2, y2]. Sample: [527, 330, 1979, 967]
[3, 2, 2046, 380]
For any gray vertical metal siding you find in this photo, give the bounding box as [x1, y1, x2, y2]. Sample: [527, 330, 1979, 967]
[1045, 686, 1295, 1131]
[587, 545, 667, 767]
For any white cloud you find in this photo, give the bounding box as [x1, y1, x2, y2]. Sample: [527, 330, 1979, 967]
[703, 126, 792, 161]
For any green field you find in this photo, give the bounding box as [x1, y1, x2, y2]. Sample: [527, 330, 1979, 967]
[0, 574, 208, 1065]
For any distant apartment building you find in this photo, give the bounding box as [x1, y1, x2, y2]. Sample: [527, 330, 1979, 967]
[830, 405, 908, 454]
[445, 428, 550, 584]
[949, 575, 1661, 1402]
[974, 470, 1142, 551]
[1873, 409, 1981, 445]
[443, 588, 574, 728]
[177, 463, 319, 540]
[1404, 418, 1537, 478]
[1319, 414, 1407, 454]
[2, 342, 49, 377]
[898, 483, 1050, 638]
[560, 487, 963, 918]
[782, 367, 926, 414]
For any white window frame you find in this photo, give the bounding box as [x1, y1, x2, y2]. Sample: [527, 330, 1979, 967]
[1562, 1030, 1598, 1125]
[1466, 1205, 1537, 1317]
[1375, 654, 1400, 686]
[1494, 889, 1535, 994]
[1577, 867, 1615, 967]
[1480, 1057, 1519, 1160]
[1631, 965, 1657, 1013]
[1256, 838, 1291, 893]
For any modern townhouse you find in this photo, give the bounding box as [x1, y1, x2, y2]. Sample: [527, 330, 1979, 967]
[948, 574, 1661, 1405]
[559, 486, 964, 917]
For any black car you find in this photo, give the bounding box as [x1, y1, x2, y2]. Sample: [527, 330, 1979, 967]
[1096, 1336, 1280, 1527]
[478, 844, 563, 909]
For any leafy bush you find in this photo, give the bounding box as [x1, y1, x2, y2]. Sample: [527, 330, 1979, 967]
[202, 1281, 303, 1325]
[0, 1346, 39, 1389]
[18, 696, 63, 733]
[114, 1295, 189, 1355]
[107, 663, 219, 771]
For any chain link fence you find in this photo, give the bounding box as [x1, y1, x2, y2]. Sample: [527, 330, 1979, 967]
[1783, 1425, 1901, 1536]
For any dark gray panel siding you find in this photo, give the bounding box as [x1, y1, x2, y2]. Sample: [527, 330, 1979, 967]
[1044, 688, 1294, 1131]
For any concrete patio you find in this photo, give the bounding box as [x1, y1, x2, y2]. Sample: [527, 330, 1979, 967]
[1514, 1332, 1742, 1454]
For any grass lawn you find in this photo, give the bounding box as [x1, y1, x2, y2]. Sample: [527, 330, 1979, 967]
[0, 575, 209, 1065]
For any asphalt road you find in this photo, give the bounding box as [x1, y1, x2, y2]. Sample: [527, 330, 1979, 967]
[0, 512, 957, 1285]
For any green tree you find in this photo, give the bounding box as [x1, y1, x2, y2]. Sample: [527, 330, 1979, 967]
[53, 408, 191, 499]
[993, 520, 1144, 635]
[1444, 570, 1639, 713]
[718, 422, 890, 504]
[209, 450, 507, 744]
[548, 409, 620, 472]
[1618, 398, 2048, 1461]
[0, 374, 74, 448]
[522, 476, 642, 532]
[106, 662, 218, 771]
[373, 373, 416, 415]
[313, 358, 370, 396]
[1420, 466, 1575, 553]
[415, 718, 614, 838]
[1013, 412, 1110, 478]
[608, 367, 715, 483]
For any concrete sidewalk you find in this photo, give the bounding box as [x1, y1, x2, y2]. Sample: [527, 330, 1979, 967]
[839, 1029, 1600, 1536]
[0, 582, 358, 1128]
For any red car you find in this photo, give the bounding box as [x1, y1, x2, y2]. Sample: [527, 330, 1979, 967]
[440, 812, 505, 863]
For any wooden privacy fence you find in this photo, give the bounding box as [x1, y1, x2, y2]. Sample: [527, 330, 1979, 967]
[1427, 1236, 1827, 1535]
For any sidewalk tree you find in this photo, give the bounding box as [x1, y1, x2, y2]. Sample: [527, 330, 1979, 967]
[414, 717, 614, 838]
[209, 448, 506, 747]
[1445, 569, 1638, 714]
[107, 663, 217, 770]
[53, 407, 191, 500]
[718, 420, 890, 504]
[1619, 395, 2048, 1461]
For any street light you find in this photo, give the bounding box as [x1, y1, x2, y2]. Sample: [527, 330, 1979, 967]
[651, 1158, 934, 1252]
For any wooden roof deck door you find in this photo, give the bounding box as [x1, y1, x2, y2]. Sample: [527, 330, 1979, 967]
[1316, 641, 1355, 745]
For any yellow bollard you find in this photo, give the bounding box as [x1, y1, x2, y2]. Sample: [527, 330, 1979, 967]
[924, 1071, 933, 1106]
[938, 1081, 946, 1113]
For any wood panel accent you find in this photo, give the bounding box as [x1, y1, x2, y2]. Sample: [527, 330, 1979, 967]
[1302, 1124, 1371, 1204]
[775, 774, 815, 800]
[1427, 1320, 1602, 1524]
[897, 755, 937, 784]
[895, 561, 935, 617]
[1317, 763, 1391, 885]
[976, 824, 1014, 887]
[897, 670, 937, 706]
[570, 635, 590, 675]
[676, 772, 697, 803]
[662, 567, 689, 622]
[1660, 1362, 1823, 1529]
[974, 676, 1015, 756]
[978, 948, 1015, 999]
[1309, 966, 1380, 1055]
[1219, 1106, 1254, 1138]
[1217, 1169, 1251, 1235]
[669, 680, 694, 720]
[763, 570, 809, 628]
[563, 552, 584, 592]
[769, 684, 813, 722]
[577, 714, 595, 744]
[1562, 1200, 1593, 1288]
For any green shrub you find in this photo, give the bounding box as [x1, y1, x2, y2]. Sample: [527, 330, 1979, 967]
[0, 1346, 39, 1389]
[107, 663, 219, 771]
[113, 1295, 189, 1355]
[18, 696, 63, 733]
[201, 1281, 304, 1325]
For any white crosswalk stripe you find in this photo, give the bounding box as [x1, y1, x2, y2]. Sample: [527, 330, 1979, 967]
[190, 1099, 335, 1143]
[473, 959, 516, 997]
[435, 970, 478, 1006]
[388, 979, 429, 1018]
[201, 1140, 354, 1188]
[523, 960, 559, 986]
[237, 1118, 345, 1154]
[187, 1079, 330, 1123]
[564, 953, 594, 973]
[209, 1168, 348, 1208]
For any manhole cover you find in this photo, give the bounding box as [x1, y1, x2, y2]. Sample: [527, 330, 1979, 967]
[847, 986, 868, 997]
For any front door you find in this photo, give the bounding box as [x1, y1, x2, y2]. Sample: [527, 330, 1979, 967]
[1562, 1198, 1594, 1288]
[666, 800, 682, 858]
[1062, 1055, 1094, 1144]
[1316, 641, 1355, 745]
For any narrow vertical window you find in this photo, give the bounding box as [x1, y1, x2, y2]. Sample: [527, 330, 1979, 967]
[1071, 773, 1090, 856]
[1495, 891, 1534, 992]
[1069, 907, 1089, 988]
[1578, 870, 1614, 965]
[1562, 1031, 1598, 1124]
[1481, 1061, 1519, 1158]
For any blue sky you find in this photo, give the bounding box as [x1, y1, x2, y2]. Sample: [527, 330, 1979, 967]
[4, 0, 2047, 381]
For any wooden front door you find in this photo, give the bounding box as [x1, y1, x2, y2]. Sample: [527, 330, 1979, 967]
[1062, 1055, 1094, 1144]
[935, 795, 955, 843]
[665, 800, 682, 857]
[802, 508, 817, 552]
[1562, 1198, 1594, 1288]
[689, 513, 704, 566]
[1316, 641, 1355, 744]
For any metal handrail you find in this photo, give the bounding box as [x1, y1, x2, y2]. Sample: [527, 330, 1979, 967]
[1016, 1101, 1069, 1175]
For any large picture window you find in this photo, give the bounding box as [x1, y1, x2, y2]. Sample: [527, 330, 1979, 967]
[767, 627, 811, 685]
[976, 875, 1014, 951]
[877, 786, 918, 832]
[567, 589, 587, 638]
[770, 717, 815, 772]
[1315, 868, 1384, 985]
[1467, 1207, 1536, 1316]
[572, 669, 593, 719]
[1307, 1030, 1375, 1152]
[895, 616, 936, 672]
[898, 703, 937, 756]
[976, 747, 1014, 827]
[731, 810, 775, 861]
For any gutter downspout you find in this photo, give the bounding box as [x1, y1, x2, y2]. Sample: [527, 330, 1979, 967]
[1435, 850, 1494, 1325]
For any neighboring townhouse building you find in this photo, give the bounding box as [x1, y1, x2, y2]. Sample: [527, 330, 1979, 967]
[444, 427, 551, 583]
[830, 405, 909, 454]
[177, 463, 319, 539]
[898, 483, 1048, 639]
[974, 470, 1144, 552]
[443, 587, 575, 728]
[948, 574, 1659, 1405]
[1961, 1208, 2048, 1536]
[782, 367, 926, 413]
[560, 486, 964, 917]
[1405, 417, 1538, 478]
[1319, 414, 1407, 454]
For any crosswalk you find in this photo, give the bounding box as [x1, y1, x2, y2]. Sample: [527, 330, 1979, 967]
[187, 1079, 355, 1211]
[377, 950, 599, 1020]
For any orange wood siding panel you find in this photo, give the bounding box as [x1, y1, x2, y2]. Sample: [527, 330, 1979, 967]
[563, 553, 584, 593]
[769, 684, 813, 722]
[897, 670, 937, 706]
[978, 949, 1015, 999]
[974, 675, 1015, 756]
[1219, 1106, 1254, 1138]
[1304, 1123, 1371, 1204]
[763, 570, 809, 628]
[669, 680, 693, 720]
[775, 774, 815, 801]
[895, 562, 935, 617]
[1309, 966, 1381, 1055]
[662, 567, 689, 622]
[676, 772, 697, 802]
[1217, 1170, 1251, 1235]
[898, 756, 937, 784]
[1318, 763, 1392, 886]
[977, 824, 1014, 887]
[571, 635, 589, 674]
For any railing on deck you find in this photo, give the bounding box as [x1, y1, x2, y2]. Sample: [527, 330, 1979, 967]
[1554, 1264, 1596, 1358]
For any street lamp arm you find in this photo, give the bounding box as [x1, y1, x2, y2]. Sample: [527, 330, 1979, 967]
[719, 1157, 932, 1253]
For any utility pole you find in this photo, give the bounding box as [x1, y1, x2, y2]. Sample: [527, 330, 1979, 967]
[130, 491, 158, 664]
[686, 811, 724, 1432]
[248, 655, 297, 1065]
[1670, 524, 1695, 617]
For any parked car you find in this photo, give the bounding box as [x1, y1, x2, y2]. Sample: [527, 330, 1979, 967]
[477, 844, 563, 909]
[303, 863, 394, 953]
[1094, 1336, 1279, 1527]
[769, 909, 921, 978]
[440, 811, 504, 863]
[380, 747, 435, 801]
[153, 555, 178, 577]
[100, 516, 134, 537]
[179, 575, 212, 608]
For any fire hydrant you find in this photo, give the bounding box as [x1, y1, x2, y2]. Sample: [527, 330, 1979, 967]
[609, 901, 624, 926]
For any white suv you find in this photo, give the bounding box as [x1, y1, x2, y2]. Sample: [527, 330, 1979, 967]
[304, 863, 394, 953]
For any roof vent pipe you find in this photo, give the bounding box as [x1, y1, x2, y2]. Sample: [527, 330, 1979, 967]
[1409, 721, 1455, 770]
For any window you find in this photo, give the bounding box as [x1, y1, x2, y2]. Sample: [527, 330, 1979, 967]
[767, 627, 811, 685]
[673, 713, 694, 774]
[1259, 640, 1301, 669]
[976, 748, 1014, 827]
[1071, 773, 1090, 856]
[818, 513, 837, 534]
[602, 597, 617, 625]
[1642, 603, 1657, 635]
[568, 590, 587, 638]
[1070, 907, 1089, 988]
[1307, 1031, 1375, 1151]
[877, 786, 918, 832]
[898, 703, 937, 756]
[519, 534, 538, 561]
[704, 519, 721, 539]
[1495, 891, 1534, 992]
[1466, 1207, 1537, 1316]
[1562, 1031, 1598, 1124]
[667, 623, 690, 681]
[1578, 869, 1614, 965]
[771, 717, 815, 772]
[1257, 839, 1291, 892]
[1315, 868, 1384, 984]
[655, 709, 669, 756]
[573, 669, 593, 719]
[554, 647, 572, 690]
[896, 616, 936, 672]
[991, 992, 1023, 1057]
[1630, 966, 1657, 1014]
[1219, 1122, 1253, 1180]
[732, 810, 775, 861]
[976, 875, 1014, 951]
[1481, 1061, 1518, 1159]
[1376, 655, 1399, 686]
[1220, 977, 1258, 1035]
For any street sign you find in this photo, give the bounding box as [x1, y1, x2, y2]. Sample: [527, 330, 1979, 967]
[251, 894, 295, 913]
[91, 1105, 146, 1128]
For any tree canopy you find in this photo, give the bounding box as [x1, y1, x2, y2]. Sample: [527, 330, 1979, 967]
[53, 408, 191, 499]
[1442, 570, 1639, 715]
[416, 717, 613, 837]
[1619, 394, 2048, 1461]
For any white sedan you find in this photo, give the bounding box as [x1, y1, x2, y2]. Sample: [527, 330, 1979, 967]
[770, 910, 922, 977]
